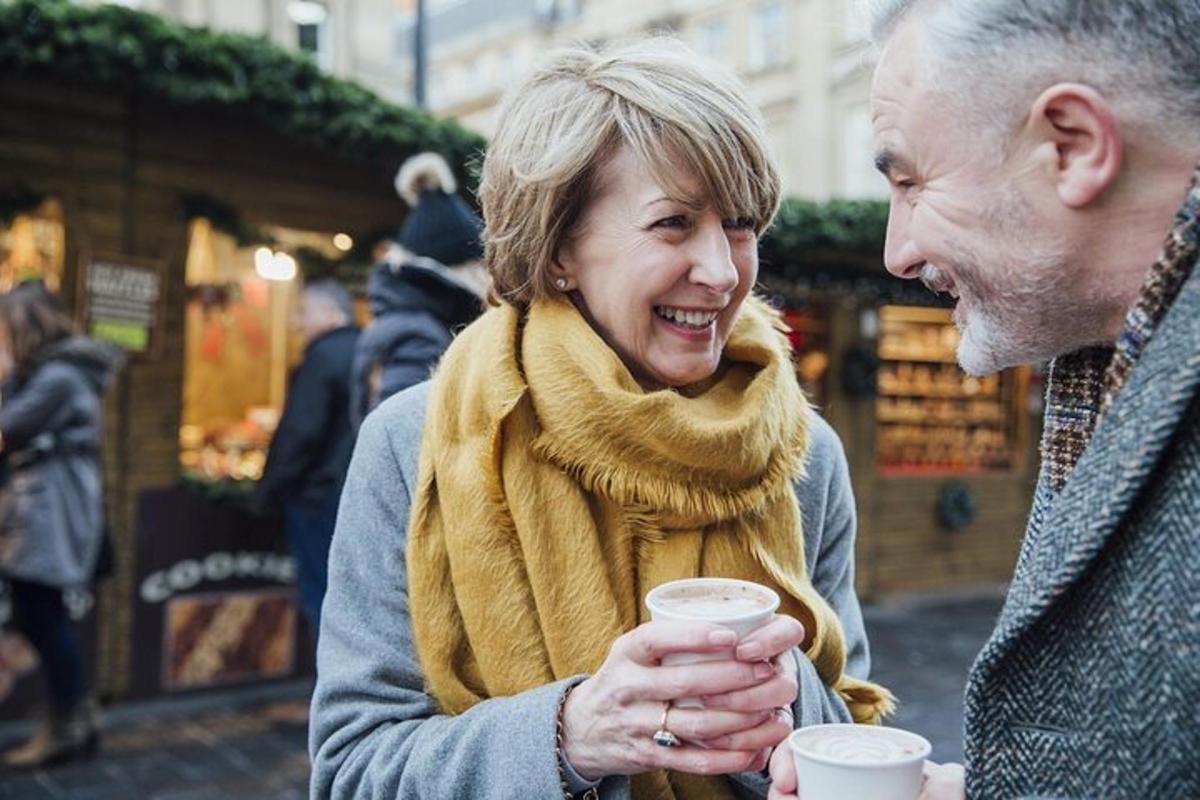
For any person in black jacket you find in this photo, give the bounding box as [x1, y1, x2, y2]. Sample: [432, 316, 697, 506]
[257, 280, 359, 639]
[0, 281, 122, 768]
[350, 152, 487, 427]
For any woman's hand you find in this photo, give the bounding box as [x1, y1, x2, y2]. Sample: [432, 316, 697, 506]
[699, 615, 804, 760]
[561, 620, 794, 781]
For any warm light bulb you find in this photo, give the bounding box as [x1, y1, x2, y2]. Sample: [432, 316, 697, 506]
[333, 233, 353, 252]
[254, 247, 274, 274]
[256, 250, 297, 282]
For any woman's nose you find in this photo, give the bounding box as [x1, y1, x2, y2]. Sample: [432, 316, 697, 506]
[688, 221, 740, 294]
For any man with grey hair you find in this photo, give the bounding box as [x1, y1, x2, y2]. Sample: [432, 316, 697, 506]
[259, 279, 360, 643]
[768, 1, 1200, 798]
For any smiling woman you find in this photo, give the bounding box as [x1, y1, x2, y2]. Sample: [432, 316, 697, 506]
[311, 37, 894, 800]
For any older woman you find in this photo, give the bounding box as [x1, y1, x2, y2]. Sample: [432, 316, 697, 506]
[310, 39, 892, 800]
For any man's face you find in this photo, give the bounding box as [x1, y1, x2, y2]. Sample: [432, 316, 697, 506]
[870, 21, 1087, 375]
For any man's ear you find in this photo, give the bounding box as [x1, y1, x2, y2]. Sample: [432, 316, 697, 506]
[1025, 83, 1123, 208]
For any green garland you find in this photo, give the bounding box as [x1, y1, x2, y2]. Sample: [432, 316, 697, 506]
[0, 0, 891, 285]
[0, 0, 485, 185]
[760, 198, 889, 273]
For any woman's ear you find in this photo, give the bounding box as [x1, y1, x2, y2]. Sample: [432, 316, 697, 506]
[1024, 82, 1123, 208]
[551, 252, 578, 292]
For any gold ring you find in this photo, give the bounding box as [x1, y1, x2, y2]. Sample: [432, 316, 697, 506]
[652, 701, 681, 747]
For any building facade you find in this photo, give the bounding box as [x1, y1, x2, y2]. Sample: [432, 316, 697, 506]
[79, 0, 887, 199]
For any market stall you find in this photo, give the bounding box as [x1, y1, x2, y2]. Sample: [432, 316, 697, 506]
[0, 0, 483, 704]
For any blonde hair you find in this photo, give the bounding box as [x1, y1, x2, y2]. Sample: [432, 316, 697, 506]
[479, 37, 782, 307]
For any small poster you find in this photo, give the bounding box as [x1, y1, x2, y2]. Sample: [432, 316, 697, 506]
[80, 255, 163, 355]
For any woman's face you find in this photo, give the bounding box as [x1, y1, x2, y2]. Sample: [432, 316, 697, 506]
[556, 146, 759, 388]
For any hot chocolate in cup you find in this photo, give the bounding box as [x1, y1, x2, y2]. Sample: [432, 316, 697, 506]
[789, 724, 931, 800]
[644, 578, 780, 708]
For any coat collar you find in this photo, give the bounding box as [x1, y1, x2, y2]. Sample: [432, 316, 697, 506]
[975, 257, 1200, 673]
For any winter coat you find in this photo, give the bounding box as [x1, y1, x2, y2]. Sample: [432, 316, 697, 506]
[311, 383, 868, 799]
[963, 254, 1200, 797]
[258, 325, 360, 511]
[0, 337, 121, 588]
[349, 258, 481, 428]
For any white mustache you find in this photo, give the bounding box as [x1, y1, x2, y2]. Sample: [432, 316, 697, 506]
[919, 265, 955, 295]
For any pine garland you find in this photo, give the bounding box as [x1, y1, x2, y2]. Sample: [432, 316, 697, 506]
[0, 0, 485, 185]
[0, 1, 895, 284]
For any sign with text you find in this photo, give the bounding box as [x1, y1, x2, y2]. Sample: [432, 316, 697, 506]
[80, 256, 163, 355]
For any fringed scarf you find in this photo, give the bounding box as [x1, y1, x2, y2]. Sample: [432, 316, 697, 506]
[407, 296, 894, 799]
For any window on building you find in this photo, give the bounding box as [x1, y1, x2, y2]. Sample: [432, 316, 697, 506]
[288, 1, 332, 71]
[749, 0, 790, 71]
[696, 15, 730, 62]
[841, 103, 889, 198]
[843, 0, 869, 42]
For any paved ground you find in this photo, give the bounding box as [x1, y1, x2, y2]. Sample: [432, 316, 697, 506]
[0, 682, 310, 799]
[863, 589, 1005, 764]
[0, 591, 1004, 798]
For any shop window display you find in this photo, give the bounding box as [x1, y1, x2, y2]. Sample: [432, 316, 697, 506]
[179, 219, 344, 486]
[876, 305, 1025, 474]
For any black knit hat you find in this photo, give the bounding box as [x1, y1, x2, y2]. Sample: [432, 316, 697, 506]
[395, 152, 484, 267]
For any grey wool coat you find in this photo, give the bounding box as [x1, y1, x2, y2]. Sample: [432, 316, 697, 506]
[963, 262, 1200, 797]
[310, 381, 871, 799]
[0, 337, 121, 588]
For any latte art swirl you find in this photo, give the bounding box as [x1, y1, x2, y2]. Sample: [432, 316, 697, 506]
[794, 728, 924, 765]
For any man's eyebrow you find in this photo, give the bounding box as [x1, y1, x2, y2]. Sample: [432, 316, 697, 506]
[874, 149, 913, 179]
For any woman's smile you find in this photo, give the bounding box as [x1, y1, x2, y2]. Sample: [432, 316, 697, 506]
[653, 305, 722, 341]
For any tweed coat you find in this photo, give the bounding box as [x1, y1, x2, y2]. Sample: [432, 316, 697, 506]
[963, 258, 1200, 798]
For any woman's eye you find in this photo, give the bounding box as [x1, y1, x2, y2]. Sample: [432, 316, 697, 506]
[653, 215, 689, 229]
[723, 217, 757, 231]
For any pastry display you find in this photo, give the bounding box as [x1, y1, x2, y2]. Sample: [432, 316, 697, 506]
[876, 307, 1018, 473]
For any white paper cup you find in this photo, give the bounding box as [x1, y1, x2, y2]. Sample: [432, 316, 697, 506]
[645, 578, 780, 708]
[789, 724, 931, 800]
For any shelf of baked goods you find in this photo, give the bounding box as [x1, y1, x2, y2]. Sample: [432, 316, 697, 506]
[877, 363, 1001, 399]
[877, 347, 959, 364]
[876, 397, 1008, 426]
[878, 306, 961, 364]
[878, 423, 1014, 473]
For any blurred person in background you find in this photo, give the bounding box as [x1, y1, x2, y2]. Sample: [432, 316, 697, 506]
[349, 151, 487, 427]
[258, 280, 359, 641]
[312, 39, 893, 800]
[0, 281, 121, 768]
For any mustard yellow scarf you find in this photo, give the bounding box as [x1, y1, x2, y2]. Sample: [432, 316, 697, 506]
[408, 297, 893, 799]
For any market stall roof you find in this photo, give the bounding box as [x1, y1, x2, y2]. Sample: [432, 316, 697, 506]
[755, 198, 950, 306]
[0, 0, 486, 185]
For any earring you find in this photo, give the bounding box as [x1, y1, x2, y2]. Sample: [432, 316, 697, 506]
[555, 277, 569, 291]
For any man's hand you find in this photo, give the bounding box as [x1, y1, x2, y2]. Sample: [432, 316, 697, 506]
[919, 761, 965, 799]
[767, 739, 964, 800]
